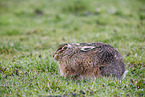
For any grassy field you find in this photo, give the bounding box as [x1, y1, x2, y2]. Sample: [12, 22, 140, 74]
[0, 0, 145, 96]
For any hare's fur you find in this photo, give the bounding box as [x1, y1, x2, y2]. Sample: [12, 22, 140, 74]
[53, 42, 125, 78]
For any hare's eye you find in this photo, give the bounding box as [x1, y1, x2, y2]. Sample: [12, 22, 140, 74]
[63, 47, 67, 50]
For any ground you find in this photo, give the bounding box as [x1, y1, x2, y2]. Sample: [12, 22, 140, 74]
[0, 0, 145, 96]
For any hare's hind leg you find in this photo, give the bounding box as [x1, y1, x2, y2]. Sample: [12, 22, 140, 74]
[100, 62, 125, 78]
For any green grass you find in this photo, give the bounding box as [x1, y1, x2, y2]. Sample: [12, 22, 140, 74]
[0, 0, 145, 96]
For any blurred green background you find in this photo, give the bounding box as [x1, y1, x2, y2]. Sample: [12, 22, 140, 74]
[0, 0, 145, 96]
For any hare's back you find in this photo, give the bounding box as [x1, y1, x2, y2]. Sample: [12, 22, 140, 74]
[79, 42, 122, 64]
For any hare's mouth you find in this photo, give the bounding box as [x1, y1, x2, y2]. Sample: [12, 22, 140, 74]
[53, 54, 59, 60]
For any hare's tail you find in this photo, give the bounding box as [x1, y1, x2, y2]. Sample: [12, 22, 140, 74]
[122, 70, 128, 79]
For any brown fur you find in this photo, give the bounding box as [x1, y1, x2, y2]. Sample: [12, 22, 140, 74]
[53, 42, 125, 79]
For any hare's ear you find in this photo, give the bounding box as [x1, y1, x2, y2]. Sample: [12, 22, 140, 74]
[80, 46, 95, 51]
[67, 44, 72, 48]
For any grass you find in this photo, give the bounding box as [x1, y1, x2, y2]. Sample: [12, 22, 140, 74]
[0, 0, 145, 96]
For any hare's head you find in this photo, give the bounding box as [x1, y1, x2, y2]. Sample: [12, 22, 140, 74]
[53, 44, 68, 61]
[53, 43, 96, 61]
[53, 43, 78, 61]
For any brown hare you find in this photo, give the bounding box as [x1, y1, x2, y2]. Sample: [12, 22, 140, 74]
[53, 42, 125, 79]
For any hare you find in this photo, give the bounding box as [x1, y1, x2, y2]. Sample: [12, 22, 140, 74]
[53, 42, 125, 79]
